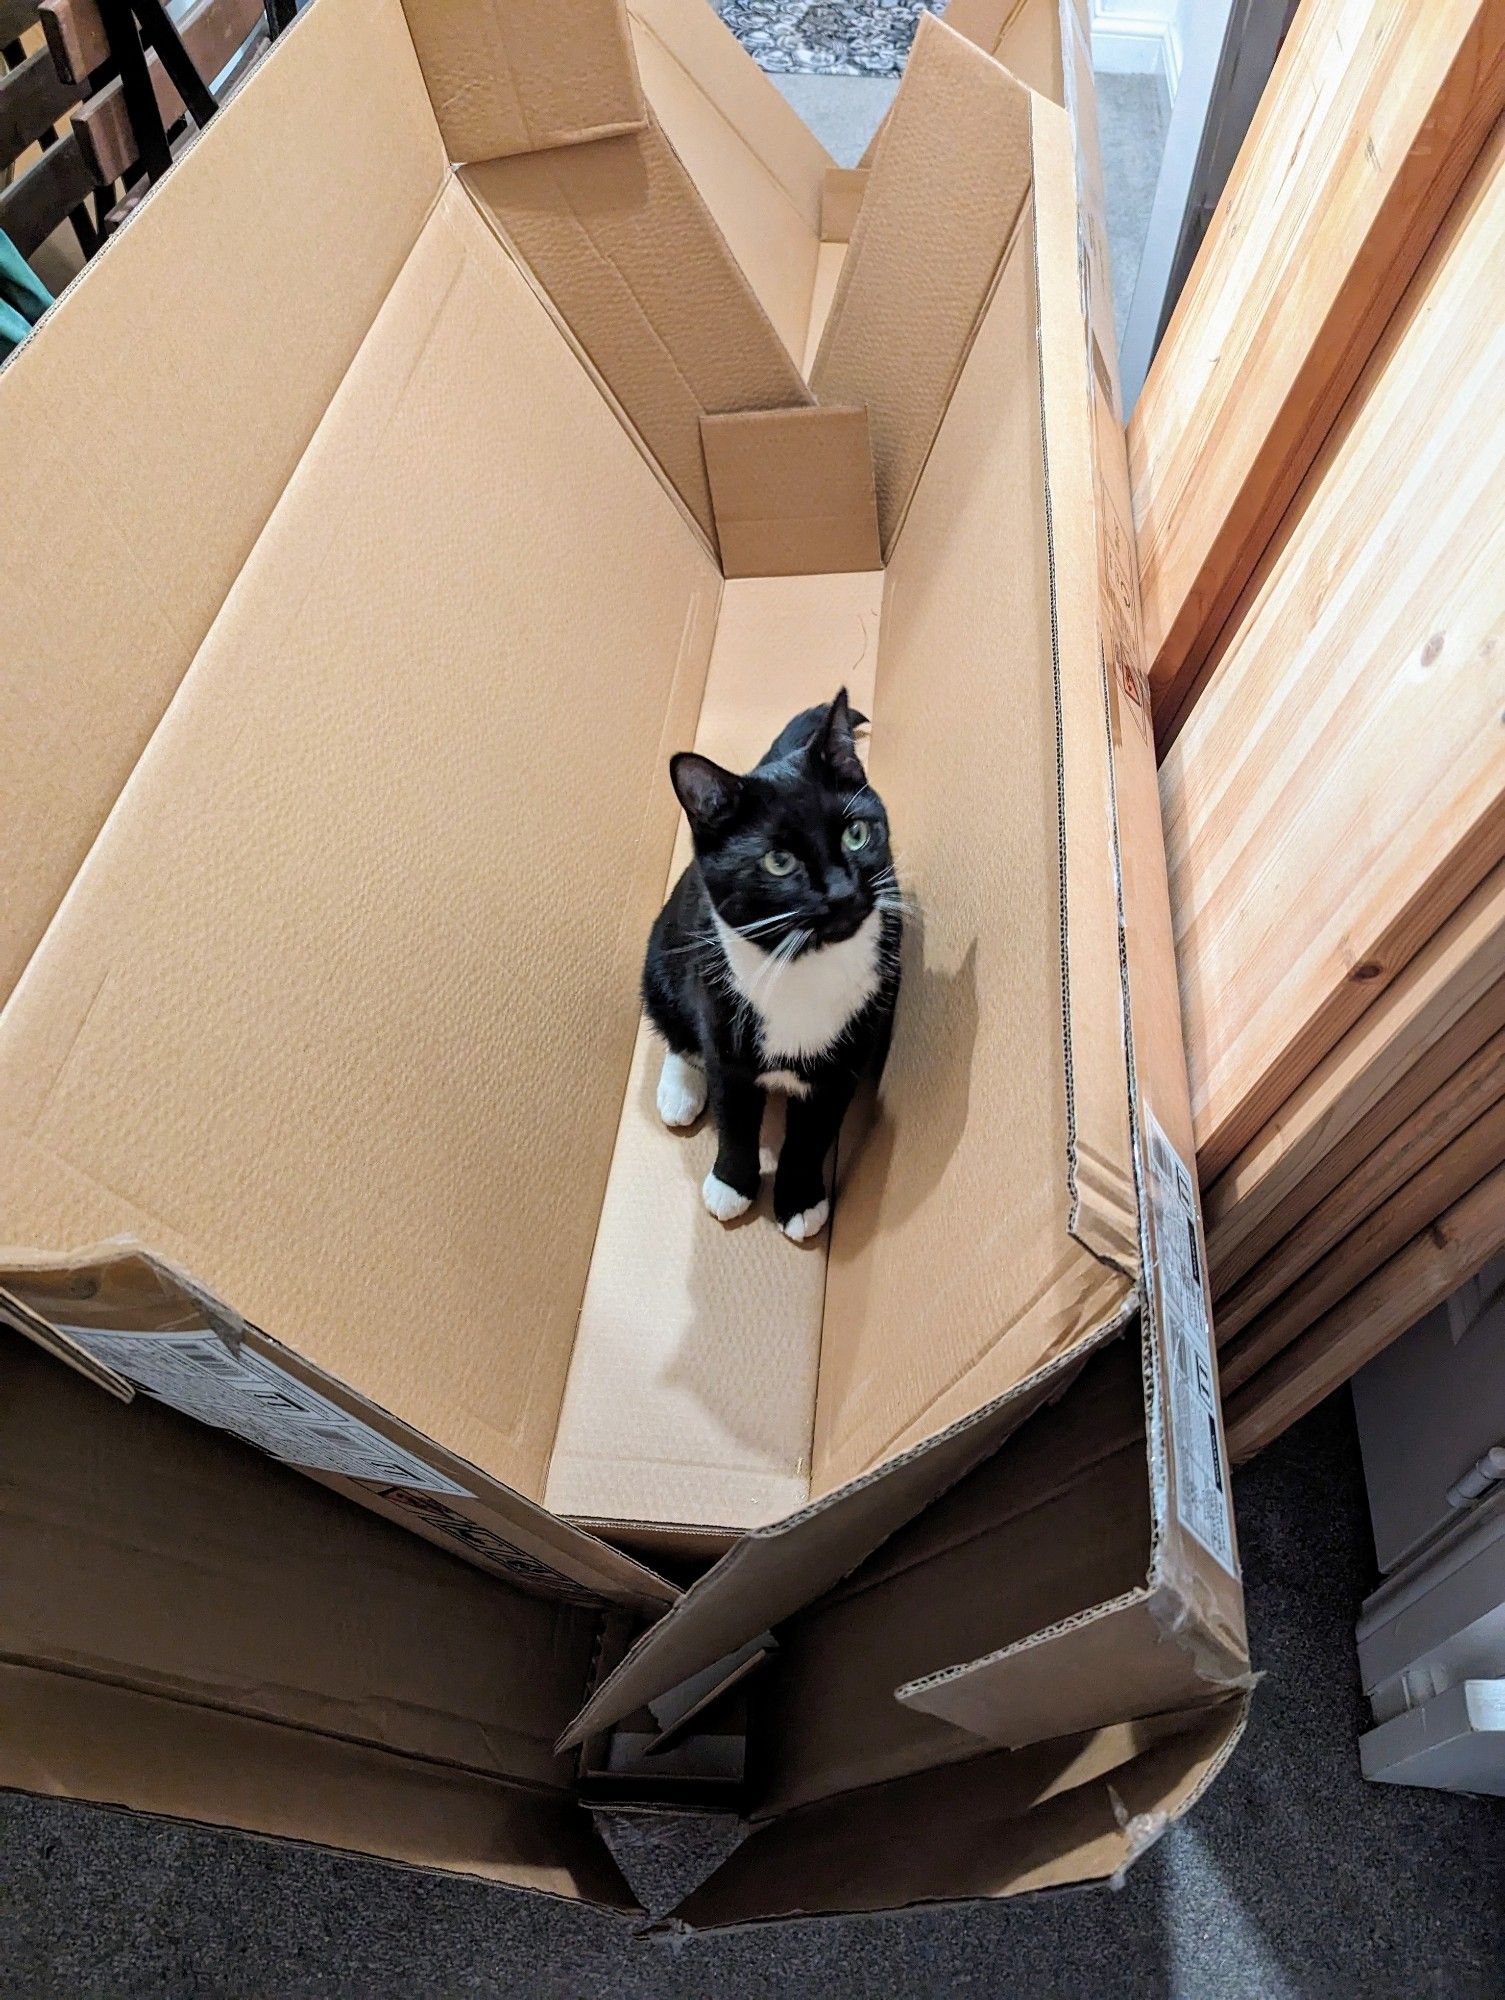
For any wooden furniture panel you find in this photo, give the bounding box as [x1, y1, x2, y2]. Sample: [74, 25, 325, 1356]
[1215, 1040, 1505, 1348]
[1203, 864, 1505, 1288]
[1131, 0, 1505, 741]
[1162, 118, 1505, 1185]
[1225, 1160, 1505, 1459]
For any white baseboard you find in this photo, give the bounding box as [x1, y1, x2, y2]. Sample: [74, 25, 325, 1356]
[1091, 15, 1180, 103]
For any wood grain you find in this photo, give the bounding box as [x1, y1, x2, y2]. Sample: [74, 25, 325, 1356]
[1162, 121, 1505, 1184]
[0, 119, 92, 255]
[1218, 1092, 1505, 1391]
[1130, 0, 1505, 739]
[0, 41, 76, 173]
[1213, 1023, 1505, 1339]
[1203, 862, 1505, 1286]
[1225, 1159, 1505, 1458]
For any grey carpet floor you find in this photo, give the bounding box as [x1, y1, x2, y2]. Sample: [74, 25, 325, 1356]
[5, 1396, 1503, 1998]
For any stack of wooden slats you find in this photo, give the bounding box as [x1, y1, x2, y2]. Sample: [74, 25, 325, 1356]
[1131, 0, 1505, 1458]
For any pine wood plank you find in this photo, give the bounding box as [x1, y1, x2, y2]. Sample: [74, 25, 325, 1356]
[1162, 122, 1505, 1185]
[1214, 1023, 1505, 1339]
[1203, 862, 1505, 1287]
[1218, 1093, 1505, 1391]
[1225, 1159, 1505, 1458]
[1130, 0, 1505, 739]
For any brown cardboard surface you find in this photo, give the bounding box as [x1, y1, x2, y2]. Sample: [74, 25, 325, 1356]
[560, 1314, 1129, 1751]
[669, 1699, 1246, 1925]
[811, 148, 1134, 1495]
[852, 0, 1069, 169]
[400, 0, 645, 167]
[0, 0, 446, 1012]
[464, 112, 812, 551]
[0, 0, 1245, 1856]
[812, 14, 1035, 553]
[899, 1587, 1243, 1751]
[546, 571, 881, 1532]
[2, 1245, 680, 1615]
[627, 0, 828, 361]
[0, 1331, 632, 1902]
[944, 0, 1068, 104]
[0, 182, 719, 1506]
[803, 241, 846, 373]
[701, 407, 882, 577]
[5, 1664, 633, 1903]
[757, 1342, 1150, 1813]
[820, 168, 868, 243]
[0, 1333, 593, 1786]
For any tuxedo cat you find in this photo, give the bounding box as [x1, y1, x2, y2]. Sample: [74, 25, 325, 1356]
[642, 690, 901, 1241]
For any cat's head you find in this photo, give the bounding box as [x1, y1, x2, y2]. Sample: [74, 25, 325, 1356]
[669, 689, 895, 955]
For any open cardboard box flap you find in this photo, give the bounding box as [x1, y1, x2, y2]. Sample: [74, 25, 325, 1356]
[0, 0, 1248, 1906]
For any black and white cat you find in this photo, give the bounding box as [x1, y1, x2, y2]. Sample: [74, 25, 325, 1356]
[642, 689, 901, 1242]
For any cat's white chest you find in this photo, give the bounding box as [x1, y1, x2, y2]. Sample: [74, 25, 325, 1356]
[713, 911, 883, 1061]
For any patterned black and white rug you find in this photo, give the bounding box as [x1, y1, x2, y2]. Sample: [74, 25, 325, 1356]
[714, 0, 943, 75]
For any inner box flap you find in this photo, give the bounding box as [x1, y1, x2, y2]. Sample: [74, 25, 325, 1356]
[404, 0, 648, 167]
[755, 1340, 1152, 1814]
[626, 0, 831, 361]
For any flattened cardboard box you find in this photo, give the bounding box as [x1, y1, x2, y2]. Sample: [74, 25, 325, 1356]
[0, 0, 1248, 1916]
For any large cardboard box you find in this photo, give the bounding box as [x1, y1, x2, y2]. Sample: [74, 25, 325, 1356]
[0, 0, 1249, 1914]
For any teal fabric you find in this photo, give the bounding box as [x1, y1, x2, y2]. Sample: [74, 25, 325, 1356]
[0, 229, 54, 360]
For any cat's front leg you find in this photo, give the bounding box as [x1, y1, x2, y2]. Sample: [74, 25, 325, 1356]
[702, 1061, 765, 1222]
[774, 1076, 856, 1241]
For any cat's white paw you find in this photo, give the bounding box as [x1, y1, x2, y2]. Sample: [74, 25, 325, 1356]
[780, 1199, 829, 1243]
[702, 1172, 753, 1222]
[657, 1051, 707, 1128]
[759, 1143, 779, 1177]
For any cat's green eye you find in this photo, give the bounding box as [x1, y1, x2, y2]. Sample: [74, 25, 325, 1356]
[842, 819, 871, 853]
[762, 849, 797, 877]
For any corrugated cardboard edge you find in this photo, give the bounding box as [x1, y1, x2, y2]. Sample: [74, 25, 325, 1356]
[1049, 0, 1248, 1663]
[896, 1583, 1254, 1750]
[700, 405, 881, 577]
[1030, 93, 1140, 1280]
[400, 0, 647, 167]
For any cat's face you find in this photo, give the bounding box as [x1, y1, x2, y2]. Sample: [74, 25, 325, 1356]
[670, 691, 894, 955]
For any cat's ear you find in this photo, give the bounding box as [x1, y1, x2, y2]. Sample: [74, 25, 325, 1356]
[671, 751, 743, 829]
[815, 687, 867, 788]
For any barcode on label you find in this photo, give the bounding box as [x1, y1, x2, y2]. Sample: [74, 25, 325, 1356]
[1146, 1112, 1238, 1579]
[55, 1324, 471, 1498]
